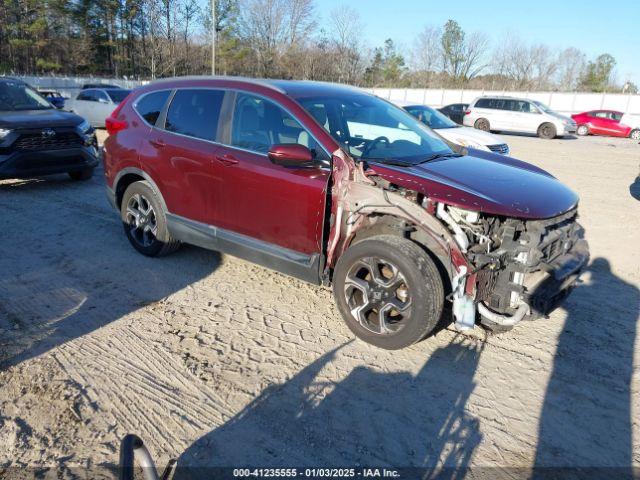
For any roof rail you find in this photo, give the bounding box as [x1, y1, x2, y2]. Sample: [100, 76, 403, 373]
[147, 75, 286, 94]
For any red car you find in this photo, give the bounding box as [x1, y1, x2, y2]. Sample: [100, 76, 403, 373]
[571, 110, 638, 138]
[103, 77, 588, 349]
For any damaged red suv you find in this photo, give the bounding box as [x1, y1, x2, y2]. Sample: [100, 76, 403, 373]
[103, 78, 589, 349]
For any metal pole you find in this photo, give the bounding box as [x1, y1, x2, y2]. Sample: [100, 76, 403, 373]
[211, 0, 216, 76]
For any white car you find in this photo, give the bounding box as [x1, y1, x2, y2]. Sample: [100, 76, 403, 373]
[65, 88, 131, 128]
[398, 102, 510, 154]
[463, 96, 577, 139]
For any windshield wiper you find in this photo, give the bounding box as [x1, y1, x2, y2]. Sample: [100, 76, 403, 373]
[366, 158, 416, 167]
[419, 152, 463, 163]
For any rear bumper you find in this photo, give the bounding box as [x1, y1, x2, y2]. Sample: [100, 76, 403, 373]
[0, 146, 99, 179]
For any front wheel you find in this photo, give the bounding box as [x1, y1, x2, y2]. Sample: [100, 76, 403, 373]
[332, 235, 444, 350]
[538, 122, 557, 139]
[120, 181, 181, 257]
[630, 129, 640, 141]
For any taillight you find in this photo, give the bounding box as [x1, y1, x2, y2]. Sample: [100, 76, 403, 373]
[105, 116, 128, 135]
[464, 110, 471, 115]
[105, 93, 134, 135]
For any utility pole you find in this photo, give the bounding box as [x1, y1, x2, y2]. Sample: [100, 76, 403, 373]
[211, 0, 216, 76]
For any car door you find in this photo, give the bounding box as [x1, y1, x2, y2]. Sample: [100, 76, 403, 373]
[72, 90, 99, 125]
[588, 112, 611, 135]
[138, 88, 225, 225]
[211, 91, 331, 255]
[520, 101, 543, 133]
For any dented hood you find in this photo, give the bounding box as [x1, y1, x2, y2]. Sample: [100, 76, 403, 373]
[369, 152, 579, 219]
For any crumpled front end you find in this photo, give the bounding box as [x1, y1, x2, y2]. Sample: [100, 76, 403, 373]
[443, 204, 589, 329]
[327, 150, 589, 332]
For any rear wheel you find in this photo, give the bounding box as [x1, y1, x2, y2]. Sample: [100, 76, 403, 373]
[630, 129, 640, 141]
[120, 181, 181, 257]
[68, 169, 93, 181]
[333, 235, 444, 350]
[474, 118, 490, 132]
[538, 122, 557, 139]
[576, 125, 589, 136]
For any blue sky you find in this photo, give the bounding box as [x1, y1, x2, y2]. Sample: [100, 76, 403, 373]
[312, 0, 639, 85]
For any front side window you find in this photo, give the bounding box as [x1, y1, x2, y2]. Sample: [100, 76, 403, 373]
[165, 89, 224, 142]
[298, 94, 453, 165]
[0, 81, 52, 111]
[231, 93, 327, 159]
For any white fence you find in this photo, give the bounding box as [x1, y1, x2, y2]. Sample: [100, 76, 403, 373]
[368, 88, 640, 115]
[10, 75, 147, 98]
[9, 75, 640, 115]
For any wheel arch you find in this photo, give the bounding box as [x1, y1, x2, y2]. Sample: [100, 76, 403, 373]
[114, 167, 168, 212]
[346, 213, 454, 293]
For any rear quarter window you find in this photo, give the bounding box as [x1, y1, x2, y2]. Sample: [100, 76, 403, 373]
[135, 90, 171, 126]
[475, 98, 493, 109]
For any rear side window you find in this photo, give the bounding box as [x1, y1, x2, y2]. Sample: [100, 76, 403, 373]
[135, 91, 170, 126]
[165, 89, 224, 142]
[475, 98, 492, 109]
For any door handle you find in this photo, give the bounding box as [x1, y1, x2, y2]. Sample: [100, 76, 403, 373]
[215, 154, 239, 166]
[149, 139, 166, 148]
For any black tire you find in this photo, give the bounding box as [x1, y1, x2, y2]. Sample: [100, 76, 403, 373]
[576, 124, 589, 136]
[538, 122, 557, 139]
[333, 235, 444, 350]
[69, 169, 93, 181]
[474, 118, 490, 132]
[630, 129, 640, 141]
[120, 181, 181, 257]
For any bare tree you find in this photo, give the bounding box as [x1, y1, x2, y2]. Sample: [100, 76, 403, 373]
[328, 5, 365, 84]
[410, 25, 441, 86]
[556, 47, 586, 91]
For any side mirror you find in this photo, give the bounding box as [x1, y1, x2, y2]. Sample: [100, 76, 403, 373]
[268, 144, 315, 167]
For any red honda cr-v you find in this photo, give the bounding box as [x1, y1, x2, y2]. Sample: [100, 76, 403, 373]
[103, 77, 589, 349]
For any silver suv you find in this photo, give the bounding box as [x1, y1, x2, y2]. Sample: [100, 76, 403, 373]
[463, 96, 577, 139]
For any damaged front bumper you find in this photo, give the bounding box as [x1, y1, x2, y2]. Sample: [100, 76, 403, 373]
[458, 208, 590, 330]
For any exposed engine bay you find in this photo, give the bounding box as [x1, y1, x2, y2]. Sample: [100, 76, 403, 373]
[327, 149, 589, 332]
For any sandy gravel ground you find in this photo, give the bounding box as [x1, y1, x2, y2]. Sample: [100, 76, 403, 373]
[1, 132, 639, 477]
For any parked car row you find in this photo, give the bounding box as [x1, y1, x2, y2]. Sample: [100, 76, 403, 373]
[436, 97, 640, 141]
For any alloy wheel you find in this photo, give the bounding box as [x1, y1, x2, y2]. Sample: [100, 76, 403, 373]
[125, 193, 158, 248]
[343, 256, 412, 335]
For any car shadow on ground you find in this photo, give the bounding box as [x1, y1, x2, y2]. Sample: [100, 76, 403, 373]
[629, 176, 640, 200]
[0, 174, 220, 371]
[172, 335, 484, 478]
[533, 258, 639, 477]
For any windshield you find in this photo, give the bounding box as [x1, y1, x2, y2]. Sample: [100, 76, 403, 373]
[405, 105, 459, 129]
[106, 89, 131, 103]
[297, 93, 453, 165]
[0, 80, 52, 111]
[532, 101, 553, 114]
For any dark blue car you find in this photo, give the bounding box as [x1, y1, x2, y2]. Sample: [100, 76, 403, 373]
[37, 89, 66, 109]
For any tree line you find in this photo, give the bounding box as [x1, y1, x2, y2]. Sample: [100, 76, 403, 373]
[0, 0, 635, 93]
